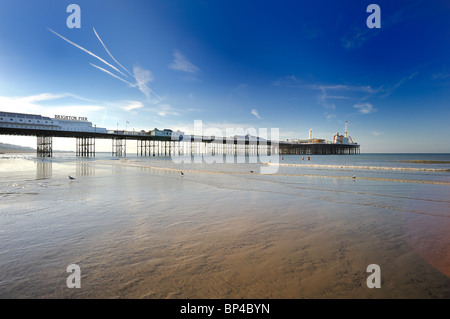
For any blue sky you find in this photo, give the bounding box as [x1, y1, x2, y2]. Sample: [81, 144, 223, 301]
[0, 0, 449, 152]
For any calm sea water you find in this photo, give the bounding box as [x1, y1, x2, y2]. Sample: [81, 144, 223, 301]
[0, 153, 449, 298]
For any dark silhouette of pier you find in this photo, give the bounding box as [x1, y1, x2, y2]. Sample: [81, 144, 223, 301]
[0, 124, 359, 158]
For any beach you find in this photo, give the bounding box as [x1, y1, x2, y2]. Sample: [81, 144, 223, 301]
[0, 153, 449, 298]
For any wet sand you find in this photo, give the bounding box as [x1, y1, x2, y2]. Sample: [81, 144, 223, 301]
[1, 158, 449, 298]
[52, 193, 450, 298]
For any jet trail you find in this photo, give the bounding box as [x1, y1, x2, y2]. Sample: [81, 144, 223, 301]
[90, 63, 135, 87]
[93, 27, 133, 78]
[48, 28, 129, 79]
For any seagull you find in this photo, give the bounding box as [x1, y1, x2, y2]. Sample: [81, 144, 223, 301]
[352, 175, 356, 180]
[68, 175, 75, 180]
[180, 171, 184, 176]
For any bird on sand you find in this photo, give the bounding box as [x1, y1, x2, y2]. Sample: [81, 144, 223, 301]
[68, 175, 75, 180]
[249, 170, 254, 173]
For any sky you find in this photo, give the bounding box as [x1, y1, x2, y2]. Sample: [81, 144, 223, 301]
[0, 0, 449, 152]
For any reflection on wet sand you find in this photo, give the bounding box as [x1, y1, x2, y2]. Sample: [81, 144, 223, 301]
[76, 161, 95, 177]
[36, 160, 52, 180]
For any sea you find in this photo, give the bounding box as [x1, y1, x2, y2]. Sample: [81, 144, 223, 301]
[0, 152, 449, 298]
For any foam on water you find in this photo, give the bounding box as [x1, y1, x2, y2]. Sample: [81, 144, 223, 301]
[271, 162, 450, 172]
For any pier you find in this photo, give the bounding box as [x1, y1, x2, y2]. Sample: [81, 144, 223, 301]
[0, 111, 360, 157]
[278, 142, 360, 155]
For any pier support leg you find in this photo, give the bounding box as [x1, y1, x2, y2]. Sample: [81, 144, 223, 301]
[37, 136, 52, 158]
[137, 140, 150, 156]
[112, 138, 126, 157]
[76, 137, 95, 157]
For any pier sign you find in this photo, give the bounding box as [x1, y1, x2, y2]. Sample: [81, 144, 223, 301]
[55, 115, 88, 121]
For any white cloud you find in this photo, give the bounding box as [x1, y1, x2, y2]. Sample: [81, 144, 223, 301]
[169, 50, 200, 73]
[273, 76, 382, 112]
[432, 73, 450, 80]
[0, 93, 104, 117]
[381, 72, 418, 98]
[315, 84, 379, 110]
[353, 103, 376, 114]
[318, 87, 336, 110]
[133, 66, 160, 102]
[341, 29, 377, 50]
[19, 93, 67, 103]
[314, 84, 380, 94]
[62, 93, 96, 103]
[272, 75, 301, 88]
[272, 76, 380, 94]
[251, 109, 262, 120]
[122, 101, 144, 112]
[147, 104, 181, 117]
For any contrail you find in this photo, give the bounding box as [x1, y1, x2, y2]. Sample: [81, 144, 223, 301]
[93, 28, 161, 102]
[48, 28, 129, 79]
[49, 27, 161, 101]
[93, 27, 133, 78]
[90, 63, 135, 87]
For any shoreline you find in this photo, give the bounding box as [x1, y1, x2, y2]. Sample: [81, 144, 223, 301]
[0, 149, 35, 154]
